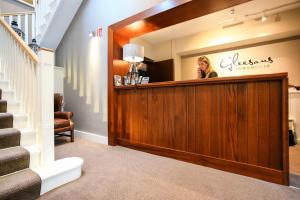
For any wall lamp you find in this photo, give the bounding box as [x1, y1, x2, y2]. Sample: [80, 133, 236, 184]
[89, 31, 96, 37]
[89, 27, 102, 38]
[261, 12, 267, 22]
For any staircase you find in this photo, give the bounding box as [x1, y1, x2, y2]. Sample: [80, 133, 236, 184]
[36, 0, 83, 49]
[0, 90, 41, 199]
[1, 0, 83, 49]
[0, 5, 83, 198]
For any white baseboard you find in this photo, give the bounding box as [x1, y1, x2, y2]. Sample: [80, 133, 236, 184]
[74, 130, 108, 145]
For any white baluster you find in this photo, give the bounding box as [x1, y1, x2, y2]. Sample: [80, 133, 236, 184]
[32, 13, 36, 39]
[8, 16, 12, 25]
[17, 15, 21, 29]
[25, 14, 29, 43]
[0, 16, 44, 133]
[36, 2, 40, 36]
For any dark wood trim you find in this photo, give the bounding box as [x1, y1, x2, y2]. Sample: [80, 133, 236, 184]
[109, 0, 191, 31]
[114, 73, 288, 90]
[110, 0, 251, 39]
[117, 139, 286, 185]
[282, 77, 289, 185]
[108, 27, 115, 146]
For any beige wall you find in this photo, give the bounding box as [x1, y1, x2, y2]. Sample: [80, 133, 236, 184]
[290, 92, 300, 141]
[176, 7, 300, 81]
[181, 38, 300, 85]
[130, 37, 155, 60]
[130, 38, 172, 62]
[174, 8, 300, 57]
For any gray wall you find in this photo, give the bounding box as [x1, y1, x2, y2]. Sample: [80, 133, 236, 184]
[55, 0, 163, 136]
[0, 0, 34, 13]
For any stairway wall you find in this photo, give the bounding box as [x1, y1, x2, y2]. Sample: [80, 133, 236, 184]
[55, 0, 163, 138]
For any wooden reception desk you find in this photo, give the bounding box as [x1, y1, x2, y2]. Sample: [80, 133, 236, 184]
[113, 73, 289, 185]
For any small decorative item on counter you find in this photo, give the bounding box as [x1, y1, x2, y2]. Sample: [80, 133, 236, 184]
[114, 75, 122, 86]
[28, 39, 40, 54]
[123, 76, 130, 86]
[138, 76, 143, 84]
[130, 76, 137, 85]
[141, 77, 150, 84]
[130, 68, 139, 85]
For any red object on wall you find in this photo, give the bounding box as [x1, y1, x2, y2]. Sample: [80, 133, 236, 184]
[96, 27, 102, 37]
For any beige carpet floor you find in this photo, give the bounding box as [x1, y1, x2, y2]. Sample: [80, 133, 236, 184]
[39, 138, 300, 200]
[290, 144, 300, 188]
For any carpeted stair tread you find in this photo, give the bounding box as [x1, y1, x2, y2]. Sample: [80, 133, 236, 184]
[0, 168, 41, 200]
[0, 146, 30, 176]
[0, 128, 20, 149]
[0, 100, 7, 113]
[0, 113, 13, 129]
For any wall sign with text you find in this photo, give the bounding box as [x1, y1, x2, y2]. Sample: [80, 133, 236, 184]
[219, 52, 274, 71]
[96, 27, 102, 37]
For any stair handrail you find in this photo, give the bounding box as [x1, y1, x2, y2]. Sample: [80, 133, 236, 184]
[0, 18, 38, 63]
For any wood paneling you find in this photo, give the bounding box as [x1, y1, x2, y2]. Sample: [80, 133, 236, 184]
[187, 86, 196, 153]
[226, 84, 238, 161]
[247, 82, 258, 165]
[173, 87, 187, 151]
[114, 74, 288, 185]
[148, 59, 174, 82]
[237, 83, 248, 163]
[257, 82, 270, 168]
[269, 81, 282, 170]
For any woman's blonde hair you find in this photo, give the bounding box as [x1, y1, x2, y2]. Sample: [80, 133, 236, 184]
[198, 56, 215, 78]
[198, 56, 211, 68]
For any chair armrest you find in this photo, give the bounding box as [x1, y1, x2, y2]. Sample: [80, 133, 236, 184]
[55, 111, 73, 120]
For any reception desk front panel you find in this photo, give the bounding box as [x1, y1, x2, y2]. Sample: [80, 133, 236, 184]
[114, 73, 288, 185]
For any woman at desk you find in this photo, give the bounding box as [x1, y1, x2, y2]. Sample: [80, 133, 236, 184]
[197, 56, 218, 79]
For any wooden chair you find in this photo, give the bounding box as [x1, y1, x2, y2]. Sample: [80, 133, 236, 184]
[54, 93, 74, 142]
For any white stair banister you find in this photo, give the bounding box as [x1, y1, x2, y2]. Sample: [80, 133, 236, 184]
[24, 14, 29, 43]
[37, 49, 55, 165]
[0, 4, 83, 195]
[32, 13, 36, 39]
[0, 18, 54, 165]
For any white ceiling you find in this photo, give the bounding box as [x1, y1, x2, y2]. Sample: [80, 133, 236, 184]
[136, 0, 300, 44]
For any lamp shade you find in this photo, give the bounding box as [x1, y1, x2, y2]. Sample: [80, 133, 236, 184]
[123, 43, 144, 62]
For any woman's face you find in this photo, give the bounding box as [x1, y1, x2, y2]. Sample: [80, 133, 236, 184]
[198, 61, 208, 71]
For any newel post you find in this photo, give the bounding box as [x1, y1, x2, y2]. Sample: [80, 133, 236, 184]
[37, 49, 54, 165]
